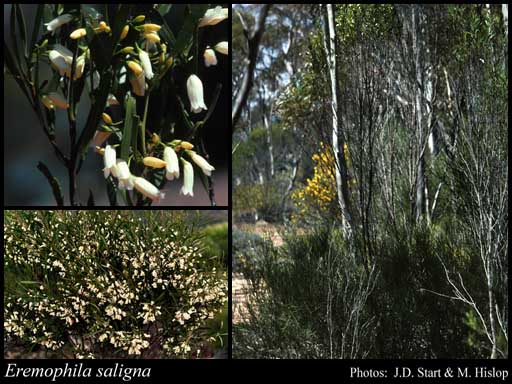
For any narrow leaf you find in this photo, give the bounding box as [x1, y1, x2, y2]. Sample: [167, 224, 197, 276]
[37, 161, 64, 206]
[157, 4, 172, 17]
[106, 177, 118, 206]
[14, 5, 27, 59]
[75, 71, 113, 158]
[87, 190, 95, 206]
[121, 95, 136, 160]
[30, 5, 44, 52]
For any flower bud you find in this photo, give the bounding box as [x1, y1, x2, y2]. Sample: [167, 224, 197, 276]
[142, 23, 162, 33]
[133, 15, 146, 23]
[180, 141, 194, 150]
[102, 112, 113, 125]
[119, 46, 134, 54]
[143, 32, 160, 43]
[143, 156, 167, 168]
[127, 61, 143, 76]
[186, 74, 207, 114]
[203, 48, 217, 67]
[70, 28, 87, 40]
[120, 25, 130, 40]
[164, 146, 179, 180]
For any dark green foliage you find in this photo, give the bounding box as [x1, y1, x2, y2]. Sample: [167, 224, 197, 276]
[232, 229, 272, 281]
[201, 222, 228, 267]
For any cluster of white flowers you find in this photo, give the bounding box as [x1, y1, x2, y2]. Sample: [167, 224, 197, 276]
[4, 211, 227, 358]
[38, 7, 228, 205]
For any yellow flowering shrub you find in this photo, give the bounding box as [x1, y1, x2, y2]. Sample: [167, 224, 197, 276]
[292, 142, 336, 220]
[292, 142, 355, 222]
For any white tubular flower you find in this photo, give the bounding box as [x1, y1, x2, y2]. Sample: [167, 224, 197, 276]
[129, 72, 146, 96]
[47, 92, 69, 109]
[91, 130, 112, 148]
[138, 48, 154, 80]
[107, 94, 120, 106]
[203, 48, 217, 67]
[199, 6, 228, 28]
[164, 146, 179, 180]
[116, 160, 134, 190]
[186, 74, 207, 113]
[103, 145, 117, 178]
[180, 159, 194, 197]
[119, 66, 127, 84]
[92, 70, 100, 89]
[73, 55, 85, 80]
[214, 41, 228, 55]
[45, 14, 73, 32]
[189, 151, 215, 176]
[48, 45, 73, 77]
[52, 44, 74, 59]
[133, 177, 165, 202]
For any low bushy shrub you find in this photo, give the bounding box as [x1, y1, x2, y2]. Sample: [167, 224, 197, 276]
[4, 210, 227, 359]
[201, 222, 228, 267]
[234, 226, 376, 358]
[232, 229, 272, 281]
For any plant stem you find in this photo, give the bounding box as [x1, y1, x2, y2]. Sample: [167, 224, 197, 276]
[141, 93, 150, 156]
[200, 138, 216, 206]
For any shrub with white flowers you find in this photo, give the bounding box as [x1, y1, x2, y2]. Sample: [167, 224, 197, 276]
[4, 210, 227, 358]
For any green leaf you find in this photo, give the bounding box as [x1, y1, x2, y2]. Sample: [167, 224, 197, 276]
[3, 41, 31, 102]
[10, 5, 23, 76]
[81, 5, 102, 20]
[30, 5, 44, 57]
[75, 71, 113, 159]
[174, 5, 208, 57]
[37, 161, 64, 206]
[14, 5, 27, 60]
[87, 26, 112, 71]
[121, 95, 136, 161]
[157, 5, 173, 17]
[106, 177, 118, 206]
[87, 190, 95, 206]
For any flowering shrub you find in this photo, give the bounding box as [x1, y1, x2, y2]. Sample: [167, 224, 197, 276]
[291, 142, 336, 221]
[291, 142, 355, 223]
[4, 210, 227, 358]
[5, 4, 228, 205]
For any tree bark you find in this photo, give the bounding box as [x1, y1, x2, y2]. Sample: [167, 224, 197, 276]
[323, 4, 354, 233]
[232, 5, 272, 131]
